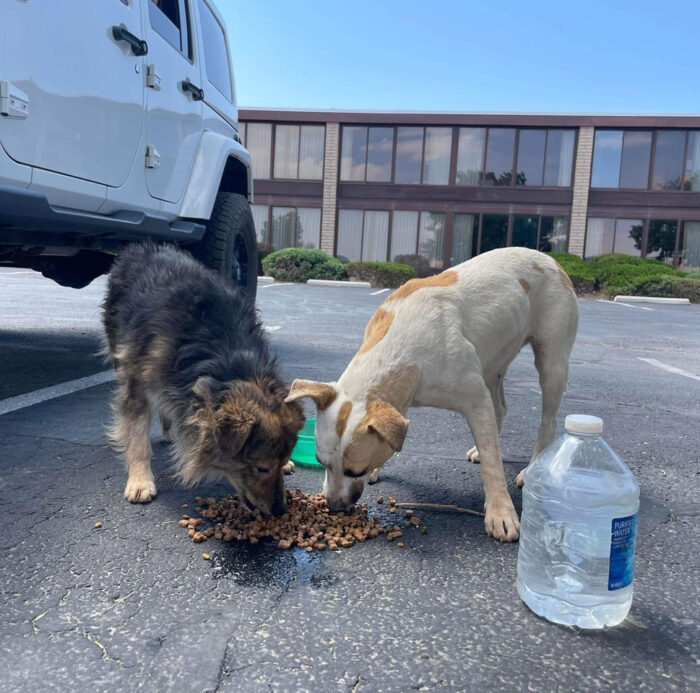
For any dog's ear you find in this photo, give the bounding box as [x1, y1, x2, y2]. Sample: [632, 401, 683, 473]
[216, 399, 259, 457]
[284, 379, 337, 411]
[363, 401, 410, 452]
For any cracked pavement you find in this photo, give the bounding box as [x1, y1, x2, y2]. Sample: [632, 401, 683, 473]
[0, 268, 699, 692]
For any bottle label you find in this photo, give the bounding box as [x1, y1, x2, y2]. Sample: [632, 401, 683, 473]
[608, 514, 638, 591]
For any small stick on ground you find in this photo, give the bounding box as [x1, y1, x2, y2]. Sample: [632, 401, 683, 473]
[393, 502, 485, 517]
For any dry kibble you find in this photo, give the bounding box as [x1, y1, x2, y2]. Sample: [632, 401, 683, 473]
[376, 497, 384, 504]
[177, 489, 420, 553]
[202, 553, 211, 560]
[94, 522, 102, 529]
[397, 542, 405, 548]
[410, 516, 422, 526]
[182, 504, 189, 509]
[389, 497, 396, 506]
[422, 527, 429, 535]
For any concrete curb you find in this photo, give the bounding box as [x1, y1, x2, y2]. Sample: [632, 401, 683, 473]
[257, 276, 275, 285]
[307, 279, 372, 288]
[614, 295, 690, 305]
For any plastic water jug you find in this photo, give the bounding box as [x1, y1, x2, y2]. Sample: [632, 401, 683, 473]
[517, 415, 639, 628]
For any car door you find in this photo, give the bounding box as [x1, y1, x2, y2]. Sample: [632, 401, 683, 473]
[0, 0, 145, 188]
[142, 0, 203, 203]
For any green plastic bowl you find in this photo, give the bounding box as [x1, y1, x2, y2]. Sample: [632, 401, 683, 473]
[291, 419, 323, 468]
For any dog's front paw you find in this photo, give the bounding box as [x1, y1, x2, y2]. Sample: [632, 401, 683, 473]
[124, 476, 157, 503]
[466, 446, 480, 463]
[282, 460, 295, 475]
[368, 468, 380, 484]
[484, 500, 520, 542]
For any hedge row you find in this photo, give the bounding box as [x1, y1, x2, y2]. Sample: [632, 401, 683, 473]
[345, 261, 416, 288]
[549, 252, 699, 301]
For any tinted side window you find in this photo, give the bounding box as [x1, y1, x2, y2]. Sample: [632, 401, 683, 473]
[148, 0, 190, 57]
[199, 0, 233, 101]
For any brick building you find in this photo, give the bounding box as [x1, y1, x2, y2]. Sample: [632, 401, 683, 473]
[239, 109, 700, 272]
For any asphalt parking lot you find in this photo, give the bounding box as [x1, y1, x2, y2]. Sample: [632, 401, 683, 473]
[1, 267, 699, 692]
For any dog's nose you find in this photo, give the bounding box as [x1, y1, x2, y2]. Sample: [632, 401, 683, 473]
[327, 497, 352, 514]
[271, 495, 287, 516]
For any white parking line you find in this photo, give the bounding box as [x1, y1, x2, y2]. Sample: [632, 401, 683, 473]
[638, 358, 700, 382]
[370, 288, 390, 295]
[264, 325, 282, 332]
[596, 299, 654, 312]
[260, 282, 292, 289]
[0, 370, 116, 416]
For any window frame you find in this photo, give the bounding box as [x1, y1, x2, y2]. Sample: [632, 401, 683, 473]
[254, 205, 322, 249]
[197, 0, 233, 100]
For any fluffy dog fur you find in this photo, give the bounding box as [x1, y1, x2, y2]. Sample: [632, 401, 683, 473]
[286, 247, 579, 542]
[102, 243, 304, 515]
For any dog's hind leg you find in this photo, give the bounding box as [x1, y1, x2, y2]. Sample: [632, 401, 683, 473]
[110, 379, 157, 503]
[515, 343, 571, 488]
[467, 374, 508, 464]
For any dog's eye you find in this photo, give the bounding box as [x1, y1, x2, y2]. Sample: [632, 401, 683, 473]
[255, 466, 271, 474]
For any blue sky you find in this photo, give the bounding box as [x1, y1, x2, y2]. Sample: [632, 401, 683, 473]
[220, 0, 699, 114]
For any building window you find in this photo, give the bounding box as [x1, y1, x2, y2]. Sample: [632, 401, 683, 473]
[245, 123, 272, 179]
[591, 131, 623, 188]
[585, 218, 644, 258]
[366, 127, 393, 182]
[619, 131, 652, 189]
[684, 132, 700, 191]
[538, 217, 569, 253]
[273, 125, 324, 180]
[251, 204, 269, 244]
[516, 131, 546, 187]
[259, 206, 320, 250]
[452, 214, 477, 264]
[479, 214, 508, 252]
[512, 215, 539, 248]
[652, 131, 685, 191]
[614, 219, 644, 257]
[198, 0, 232, 100]
[422, 127, 451, 185]
[680, 221, 700, 270]
[544, 130, 576, 187]
[646, 220, 677, 263]
[483, 129, 516, 187]
[337, 210, 389, 262]
[418, 212, 446, 269]
[390, 211, 419, 262]
[340, 127, 367, 182]
[394, 127, 424, 184]
[456, 128, 486, 186]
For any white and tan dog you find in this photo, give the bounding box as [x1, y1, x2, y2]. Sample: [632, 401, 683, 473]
[285, 247, 579, 541]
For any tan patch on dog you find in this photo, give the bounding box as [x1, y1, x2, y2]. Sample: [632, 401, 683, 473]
[367, 365, 421, 412]
[555, 261, 574, 292]
[358, 309, 394, 355]
[385, 271, 459, 303]
[519, 278, 531, 294]
[285, 379, 337, 411]
[336, 401, 353, 438]
[532, 262, 545, 273]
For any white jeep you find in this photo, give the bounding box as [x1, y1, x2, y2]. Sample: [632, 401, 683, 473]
[0, 0, 258, 297]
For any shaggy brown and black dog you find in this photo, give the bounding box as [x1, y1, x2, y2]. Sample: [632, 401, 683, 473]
[102, 243, 304, 515]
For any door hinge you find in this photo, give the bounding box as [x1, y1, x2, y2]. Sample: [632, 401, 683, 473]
[146, 64, 162, 90]
[0, 81, 29, 118]
[145, 145, 161, 169]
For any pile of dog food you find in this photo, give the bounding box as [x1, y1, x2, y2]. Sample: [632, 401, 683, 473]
[179, 488, 426, 553]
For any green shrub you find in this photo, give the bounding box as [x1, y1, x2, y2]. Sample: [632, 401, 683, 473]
[392, 254, 432, 278]
[345, 261, 416, 288]
[589, 254, 678, 294]
[262, 248, 347, 283]
[628, 276, 700, 303]
[682, 270, 700, 280]
[257, 243, 275, 276]
[547, 252, 597, 293]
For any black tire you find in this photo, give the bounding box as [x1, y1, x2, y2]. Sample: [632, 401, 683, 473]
[195, 192, 258, 301]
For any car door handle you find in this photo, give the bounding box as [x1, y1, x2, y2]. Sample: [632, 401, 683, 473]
[181, 80, 204, 101]
[112, 25, 148, 56]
